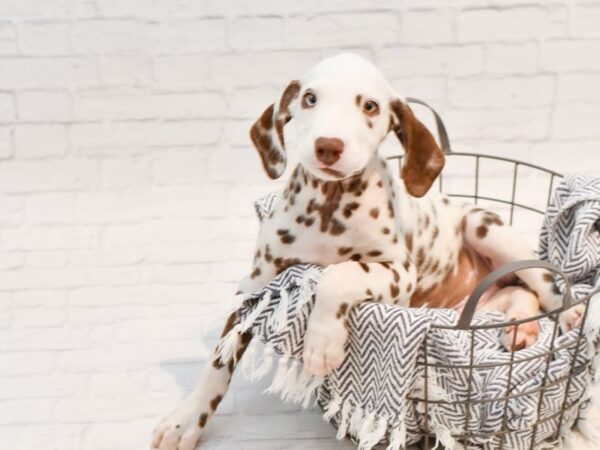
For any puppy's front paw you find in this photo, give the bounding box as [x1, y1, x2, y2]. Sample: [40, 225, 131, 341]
[303, 312, 348, 377]
[151, 398, 205, 450]
[559, 304, 586, 332]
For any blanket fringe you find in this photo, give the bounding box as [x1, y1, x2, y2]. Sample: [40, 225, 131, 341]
[241, 291, 271, 332]
[336, 401, 353, 440]
[323, 394, 343, 420]
[261, 351, 323, 407]
[431, 423, 462, 450]
[240, 337, 258, 379]
[296, 268, 321, 310]
[349, 405, 365, 437]
[202, 293, 249, 337]
[268, 288, 290, 332]
[358, 414, 387, 450]
[386, 424, 405, 450]
[214, 323, 242, 364]
[252, 345, 274, 380]
[264, 354, 290, 395]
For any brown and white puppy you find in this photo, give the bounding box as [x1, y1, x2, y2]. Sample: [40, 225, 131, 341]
[151, 53, 578, 450]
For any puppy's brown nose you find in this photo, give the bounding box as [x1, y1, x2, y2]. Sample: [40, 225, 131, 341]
[315, 137, 344, 166]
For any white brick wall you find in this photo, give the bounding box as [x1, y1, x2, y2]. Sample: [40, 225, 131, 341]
[1, 1, 600, 449]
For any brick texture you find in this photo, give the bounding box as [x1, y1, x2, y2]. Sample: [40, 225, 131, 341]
[1, 2, 600, 450]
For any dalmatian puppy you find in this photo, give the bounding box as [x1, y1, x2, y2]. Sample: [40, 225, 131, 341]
[151, 53, 577, 450]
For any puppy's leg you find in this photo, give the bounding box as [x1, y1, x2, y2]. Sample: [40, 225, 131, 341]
[151, 262, 275, 450]
[462, 208, 581, 330]
[303, 260, 417, 376]
[151, 312, 252, 450]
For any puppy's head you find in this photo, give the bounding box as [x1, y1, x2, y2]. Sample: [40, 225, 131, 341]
[250, 53, 444, 197]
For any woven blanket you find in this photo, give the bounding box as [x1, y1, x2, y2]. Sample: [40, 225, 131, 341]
[216, 191, 597, 450]
[538, 174, 600, 447]
[539, 174, 600, 300]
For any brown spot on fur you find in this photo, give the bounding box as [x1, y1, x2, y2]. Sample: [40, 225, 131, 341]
[343, 202, 360, 218]
[221, 312, 238, 338]
[392, 269, 400, 283]
[366, 288, 374, 297]
[199, 413, 208, 428]
[390, 283, 400, 298]
[355, 95, 362, 106]
[403, 259, 410, 271]
[308, 181, 349, 234]
[483, 212, 503, 226]
[379, 261, 391, 269]
[351, 253, 362, 261]
[274, 257, 302, 274]
[367, 250, 382, 257]
[416, 248, 425, 267]
[251, 267, 261, 279]
[388, 200, 395, 218]
[369, 208, 379, 219]
[476, 225, 488, 239]
[330, 218, 346, 236]
[367, 120, 373, 128]
[264, 245, 273, 262]
[338, 246, 353, 256]
[382, 227, 390, 235]
[296, 215, 305, 224]
[442, 197, 449, 205]
[212, 357, 224, 369]
[281, 234, 295, 244]
[210, 395, 223, 412]
[543, 272, 554, 283]
[377, 180, 384, 187]
[405, 232, 414, 253]
[277, 229, 296, 244]
[432, 226, 439, 240]
[359, 262, 370, 273]
[305, 217, 315, 227]
[336, 303, 349, 319]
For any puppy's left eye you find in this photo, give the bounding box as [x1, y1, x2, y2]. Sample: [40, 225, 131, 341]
[363, 100, 379, 116]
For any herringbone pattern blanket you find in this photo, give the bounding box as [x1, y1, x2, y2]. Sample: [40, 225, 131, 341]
[217, 180, 600, 449]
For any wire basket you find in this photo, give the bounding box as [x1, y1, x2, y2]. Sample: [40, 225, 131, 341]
[385, 151, 594, 450]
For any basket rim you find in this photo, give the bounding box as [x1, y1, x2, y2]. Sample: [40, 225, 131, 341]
[387, 151, 563, 178]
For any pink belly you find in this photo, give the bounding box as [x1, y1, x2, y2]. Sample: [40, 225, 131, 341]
[410, 245, 493, 310]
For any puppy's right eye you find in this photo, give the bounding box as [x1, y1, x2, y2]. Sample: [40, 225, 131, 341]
[302, 91, 317, 108]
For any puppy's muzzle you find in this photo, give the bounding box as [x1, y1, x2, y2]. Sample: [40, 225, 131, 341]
[315, 137, 344, 166]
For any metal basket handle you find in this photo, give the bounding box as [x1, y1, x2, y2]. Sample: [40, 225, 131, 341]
[406, 97, 452, 154]
[455, 259, 574, 330]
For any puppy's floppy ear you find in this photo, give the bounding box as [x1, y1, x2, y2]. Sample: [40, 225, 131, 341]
[249, 80, 301, 179]
[389, 99, 445, 197]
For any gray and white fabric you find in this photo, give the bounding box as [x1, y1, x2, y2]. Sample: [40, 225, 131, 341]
[539, 174, 600, 300]
[538, 174, 600, 447]
[216, 186, 600, 450]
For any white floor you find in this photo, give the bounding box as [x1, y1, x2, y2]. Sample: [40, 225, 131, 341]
[197, 375, 357, 450]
